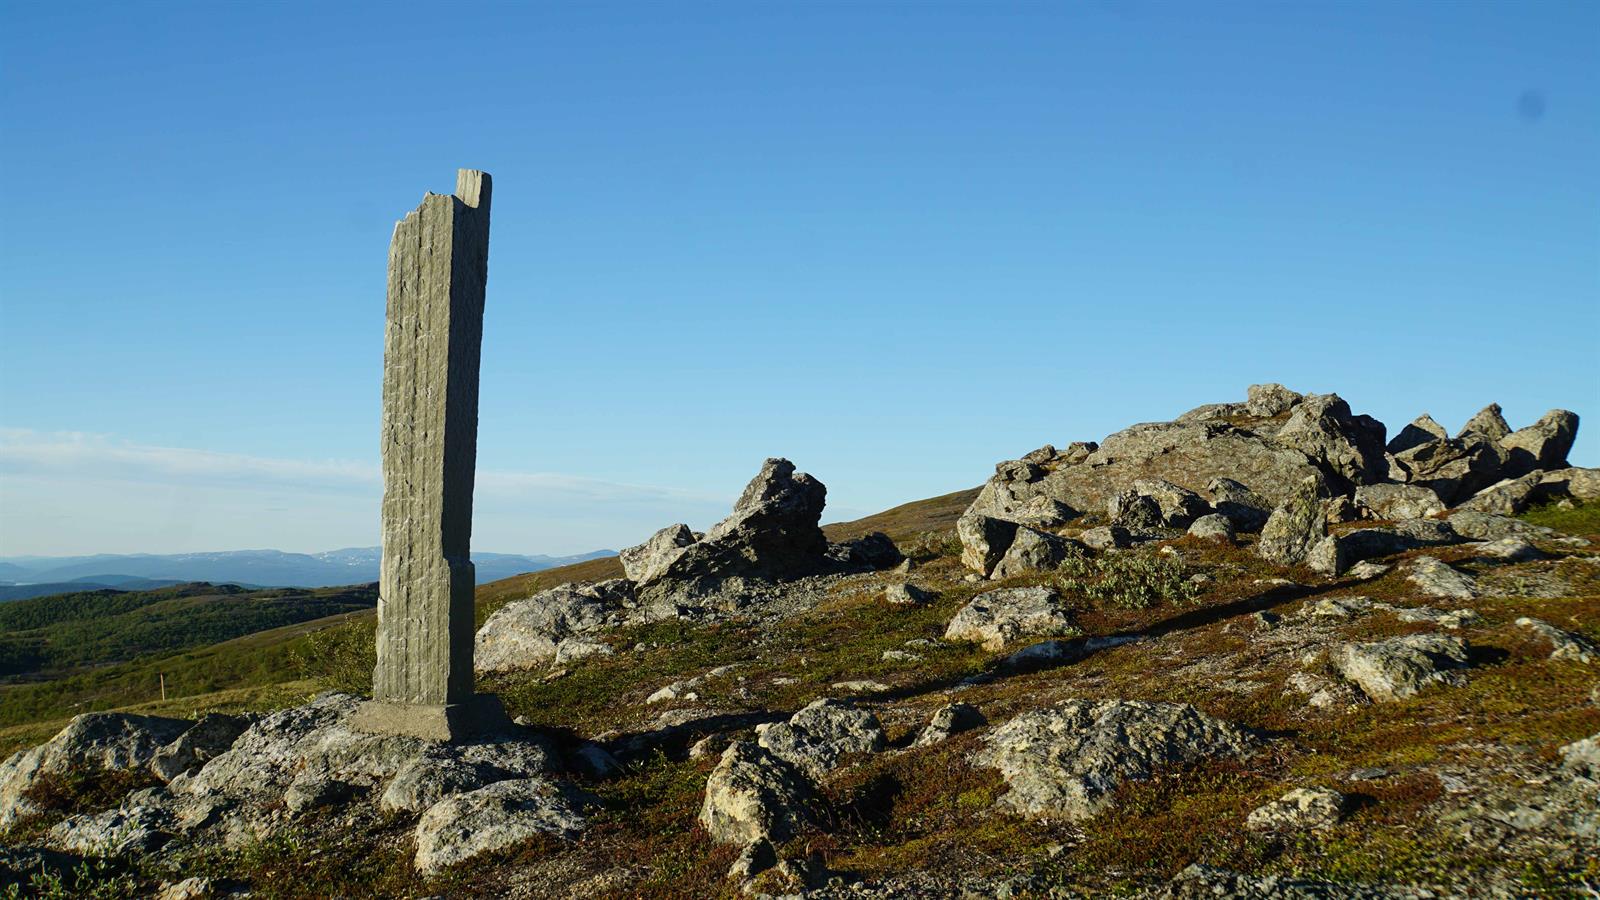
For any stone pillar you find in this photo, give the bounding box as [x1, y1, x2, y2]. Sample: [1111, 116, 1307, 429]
[352, 169, 506, 741]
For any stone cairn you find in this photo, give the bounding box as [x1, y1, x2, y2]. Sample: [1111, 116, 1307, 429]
[351, 169, 508, 741]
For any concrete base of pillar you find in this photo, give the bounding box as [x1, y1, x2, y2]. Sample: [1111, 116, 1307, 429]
[349, 693, 510, 742]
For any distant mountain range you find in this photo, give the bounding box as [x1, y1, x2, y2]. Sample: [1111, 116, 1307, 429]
[0, 547, 617, 596]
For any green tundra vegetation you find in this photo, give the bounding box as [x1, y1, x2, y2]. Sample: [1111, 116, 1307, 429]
[1, 498, 1596, 898]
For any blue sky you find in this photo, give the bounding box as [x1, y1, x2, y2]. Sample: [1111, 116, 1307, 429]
[1, 1, 1596, 557]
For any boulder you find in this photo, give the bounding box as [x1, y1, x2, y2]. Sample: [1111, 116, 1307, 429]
[1403, 557, 1478, 600]
[1306, 536, 1347, 577]
[1324, 519, 1463, 571]
[757, 699, 885, 780]
[1446, 510, 1560, 542]
[1515, 618, 1597, 664]
[150, 714, 251, 782]
[1257, 478, 1327, 566]
[475, 580, 631, 673]
[1246, 383, 1303, 417]
[957, 512, 1019, 578]
[1207, 477, 1271, 532]
[1245, 787, 1347, 832]
[1386, 414, 1448, 455]
[619, 523, 697, 584]
[1458, 471, 1546, 516]
[699, 741, 817, 846]
[943, 586, 1076, 651]
[912, 703, 987, 747]
[412, 777, 594, 874]
[973, 699, 1254, 820]
[1458, 403, 1511, 443]
[1187, 514, 1235, 542]
[829, 532, 902, 570]
[623, 458, 829, 599]
[1270, 394, 1388, 488]
[990, 526, 1071, 580]
[49, 802, 171, 856]
[1107, 489, 1165, 532]
[1500, 410, 1579, 478]
[1132, 478, 1212, 528]
[1331, 634, 1471, 702]
[1390, 437, 1504, 505]
[1471, 538, 1542, 562]
[0, 712, 192, 828]
[1353, 484, 1444, 521]
[1079, 525, 1132, 550]
[884, 582, 931, 606]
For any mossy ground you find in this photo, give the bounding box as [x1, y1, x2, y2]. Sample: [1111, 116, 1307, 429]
[5, 500, 1599, 897]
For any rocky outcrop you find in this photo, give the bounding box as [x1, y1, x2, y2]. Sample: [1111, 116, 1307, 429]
[1245, 787, 1347, 832]
[1403, 557, 1478, 600]
[622, 458, 831, 602]
[0, 712, 192, 828]
[957, 513, 1019, 578]
[913, 703, 986, 747]
[1257, 478, 1327, 566]
[1515, 617, 1598, 664]
[943, 586, 1076, 651]
[1500, 410, 1579, 478]
[1207, 477, 1271, 532]
[756, 699, 885, 780]
[1353, 483, 1444, 521]
[412, 777, 594, 874]
[990, 526, 1072, 580]
[1331, 634, 1471, 702]
[475, 580, 633, 672]
[150, 714, 251, 782]
[699, 741, 818, 845]
[1271, 394, 1387, 488]
[973, 699, 1254, 820]
[1387, 414, 1448, 455]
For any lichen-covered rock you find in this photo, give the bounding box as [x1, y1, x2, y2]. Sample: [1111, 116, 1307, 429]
[1458, 403, 1512, 443]
[150, 714, 251, 782]
[1386, 414, 1448, 455]
[699, 741, 817, 846]
[1470, 538, 1542, 562]
[757, 699, 885, 780]
[1188, 513, 1235, 542]
[1270, 393, 1388, 488]
[0, 712, 192, 828]
[1257, 478, 1327, 566]
[475, 580, 631, 673]
[943, 586, 1075, 651]
[1331, 634, 1471, 702]
[623, 459, 830, 602]
[1446, 510, 1560, 542]
[913, 703, 987, 747]
[884, 582, 930, 605]
[1246, 383, 1303, 417]
[1353, 483, 1444, 521]
[1515, 618, 1598, 664]
[1080, 525, 1131, 550]
[1500, 409, 1579, 478]
[1108, 488, 1166, 532]
[973, 699, 1253, 820]
[957, 512, 1019, 577]
[413, 777, 594, 874]
[990, 526, 1070, 579]
[1306, 535, 1348, 577]
[1207, 477, 1271, 532]
[1151, 863, 1416, 899]
[1245, 787, 1347, 832]
[1391, 435, 1504, 505]
[619, 523, 697, 584]
[1403, 557, 1478, 600]
[48, 802, 172, 856]
[1131, 478, 1212, 528]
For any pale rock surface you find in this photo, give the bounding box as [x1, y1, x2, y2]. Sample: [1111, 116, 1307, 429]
[0, 712, 191, 828]
[1331, 634, 1471, 702]
[412, 777, 594, 874]
[1353, 483, 1445, 521]
[1515, 617, 1598, 664]
[699, 741, 817, 845]
[1257, 478, 1327, 566]
[1245, 787, 1347, 832]
[943, 586, 1076, 650]
[973, 699, 1253, 820]
[757, 699, 885, 780]
[475, 580, 632, 673]
[1500, 409, 1579, 478]
[913, 703, 987, 747]
[1403, 557, 1478, 600]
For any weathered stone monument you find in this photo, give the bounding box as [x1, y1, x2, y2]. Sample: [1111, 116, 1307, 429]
[352, 169, 506, 741]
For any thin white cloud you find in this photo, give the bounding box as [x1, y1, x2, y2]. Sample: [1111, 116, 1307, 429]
[0, 428, 725, 506]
